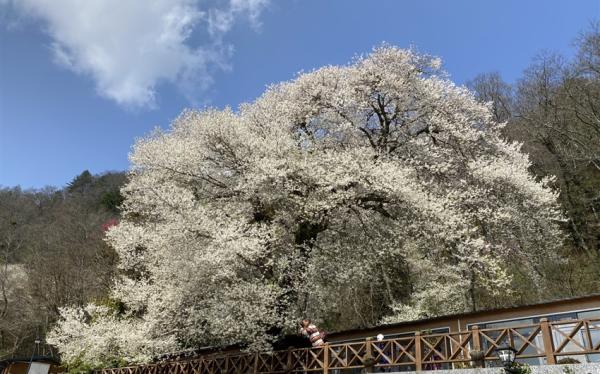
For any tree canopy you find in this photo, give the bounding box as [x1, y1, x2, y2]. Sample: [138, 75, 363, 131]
[48, 46, 563, 368]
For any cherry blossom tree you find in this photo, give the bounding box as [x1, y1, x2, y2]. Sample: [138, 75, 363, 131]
[48, 46, 563, 367]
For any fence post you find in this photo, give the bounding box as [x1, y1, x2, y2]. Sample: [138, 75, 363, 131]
[286, 348, 293, 373]
[415, 332, 422, 371]
[253, 352, 259, 374]
[540, 318, 556, 365]
[471, 325, 484, 368]
[364, 337, 374, 373]
[323, 344, 329, 374]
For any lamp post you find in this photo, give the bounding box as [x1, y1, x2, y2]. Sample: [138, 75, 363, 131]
[496, 345, 518, 373]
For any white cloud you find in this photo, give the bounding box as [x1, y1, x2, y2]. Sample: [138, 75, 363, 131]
[5, 0, 269, 108]
[208, 0, 268, 36]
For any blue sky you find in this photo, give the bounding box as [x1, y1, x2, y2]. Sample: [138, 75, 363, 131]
[1, 0, 599, 189]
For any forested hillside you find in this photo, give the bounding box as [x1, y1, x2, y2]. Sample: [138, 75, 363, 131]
[0, 25, 598, 365]
[467, 24, 600, 303]
[0, 171, 125, 357]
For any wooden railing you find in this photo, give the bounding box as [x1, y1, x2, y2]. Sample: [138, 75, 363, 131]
[99, 318, 600, 373]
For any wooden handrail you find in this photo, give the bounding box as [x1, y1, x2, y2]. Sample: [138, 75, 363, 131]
[97, 318, 600, 374]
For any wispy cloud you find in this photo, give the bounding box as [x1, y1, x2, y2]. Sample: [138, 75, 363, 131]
[3, 0, 269, 108]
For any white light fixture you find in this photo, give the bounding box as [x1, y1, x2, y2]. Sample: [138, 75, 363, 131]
[496, 345, 517, 373]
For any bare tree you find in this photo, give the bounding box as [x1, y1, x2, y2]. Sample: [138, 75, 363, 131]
[466, 72, 513, 123]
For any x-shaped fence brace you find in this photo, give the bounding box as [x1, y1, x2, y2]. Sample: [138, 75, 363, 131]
[553, 320, 600, 354]
[327, 343, 365, 368]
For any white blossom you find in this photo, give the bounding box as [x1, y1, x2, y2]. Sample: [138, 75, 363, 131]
[49, 46, 563, 368]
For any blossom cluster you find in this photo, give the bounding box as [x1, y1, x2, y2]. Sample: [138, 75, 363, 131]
[48, 46, 563, 367]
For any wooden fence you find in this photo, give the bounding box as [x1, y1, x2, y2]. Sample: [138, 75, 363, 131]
[99, 318, 600, 374]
